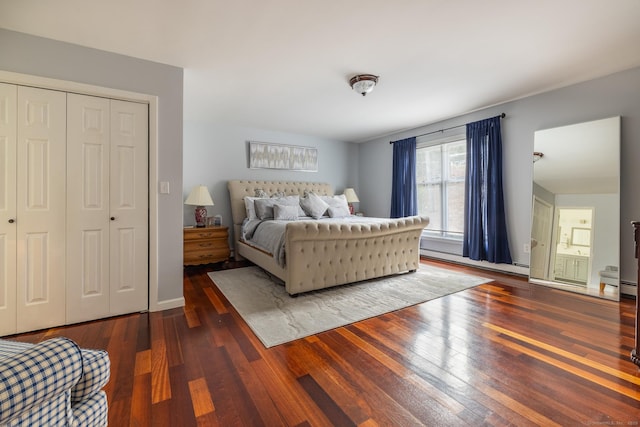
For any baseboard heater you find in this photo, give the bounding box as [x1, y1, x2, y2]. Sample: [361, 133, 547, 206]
[621, 280, 637, 297]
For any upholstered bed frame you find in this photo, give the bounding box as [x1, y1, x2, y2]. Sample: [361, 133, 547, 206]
[228, 180, 428, 295]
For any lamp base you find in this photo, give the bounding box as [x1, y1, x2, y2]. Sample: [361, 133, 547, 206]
[195, 206, 207, 228]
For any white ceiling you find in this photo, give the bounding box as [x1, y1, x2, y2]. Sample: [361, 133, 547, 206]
[533, 117, 620, 195]
[2, 1, 640, 142]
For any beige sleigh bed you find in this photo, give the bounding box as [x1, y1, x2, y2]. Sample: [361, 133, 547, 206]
[228, 180, 429, 295]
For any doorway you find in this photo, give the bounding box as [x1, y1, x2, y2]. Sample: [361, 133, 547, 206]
[551, 207, 593, 286]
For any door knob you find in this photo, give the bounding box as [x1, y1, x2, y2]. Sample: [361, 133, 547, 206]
[8, 218, 15, 223]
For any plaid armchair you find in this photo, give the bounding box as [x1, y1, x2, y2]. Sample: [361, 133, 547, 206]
[0, 337, 110, 426]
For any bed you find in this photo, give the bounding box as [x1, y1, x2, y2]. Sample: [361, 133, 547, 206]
[227, 180, 429, 295]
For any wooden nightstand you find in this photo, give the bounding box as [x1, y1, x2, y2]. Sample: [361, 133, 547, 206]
[184, 226, 230, 266]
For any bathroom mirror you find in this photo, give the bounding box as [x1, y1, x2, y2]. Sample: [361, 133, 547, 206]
[530, 116, 621, 301]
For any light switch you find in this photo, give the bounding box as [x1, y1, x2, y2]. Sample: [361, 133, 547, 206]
[160, 181, 170, 194]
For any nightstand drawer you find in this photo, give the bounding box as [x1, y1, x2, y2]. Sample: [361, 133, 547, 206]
[184, 247, 230, 264]
[184, 240, 222, 251]
[184, 229, 227, 241]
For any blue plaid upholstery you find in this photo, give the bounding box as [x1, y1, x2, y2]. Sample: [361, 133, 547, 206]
[0, 337, 110, 427]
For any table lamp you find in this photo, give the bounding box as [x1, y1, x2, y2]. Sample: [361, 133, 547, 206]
[185, 185, 214, 227]
[343, 188, 360, 215]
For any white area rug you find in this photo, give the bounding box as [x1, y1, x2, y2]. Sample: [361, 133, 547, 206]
[208, 265, 492, 348]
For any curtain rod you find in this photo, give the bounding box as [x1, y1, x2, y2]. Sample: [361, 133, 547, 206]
[389, 113, 506, 144]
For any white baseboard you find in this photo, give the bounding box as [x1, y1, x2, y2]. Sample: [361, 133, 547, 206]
[150, 297, 185, 312]
[421, 250, 529, 276]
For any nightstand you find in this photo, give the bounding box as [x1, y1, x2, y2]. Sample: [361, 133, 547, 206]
[184, 226, 230, 266]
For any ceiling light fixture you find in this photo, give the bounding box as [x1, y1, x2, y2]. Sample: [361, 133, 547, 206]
[533, 151, 544, 163]
[349, 74, 379, 96]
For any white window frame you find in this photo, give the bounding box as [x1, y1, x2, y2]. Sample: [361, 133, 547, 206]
[417, 132, 466, 241]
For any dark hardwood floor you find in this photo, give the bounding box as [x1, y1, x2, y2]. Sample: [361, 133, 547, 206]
[8, 258, 640, 426]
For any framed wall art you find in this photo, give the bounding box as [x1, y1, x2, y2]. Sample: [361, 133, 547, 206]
[248, 141, 318, 172]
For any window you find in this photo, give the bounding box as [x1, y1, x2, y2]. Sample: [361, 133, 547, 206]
[416, 138, 466, 239]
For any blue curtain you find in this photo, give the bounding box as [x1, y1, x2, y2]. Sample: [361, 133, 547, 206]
[390, 137, 417, 218]
[463, 116, 512, 264]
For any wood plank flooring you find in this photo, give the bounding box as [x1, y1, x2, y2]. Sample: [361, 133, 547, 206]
[7, 258, 640, 426]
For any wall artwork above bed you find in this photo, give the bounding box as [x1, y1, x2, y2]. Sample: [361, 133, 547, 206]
[248, 141, 318, 172]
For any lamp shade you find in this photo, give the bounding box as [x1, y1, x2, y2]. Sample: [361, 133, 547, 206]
[185, 185, 214, 206]
[343, 188, 360, 203]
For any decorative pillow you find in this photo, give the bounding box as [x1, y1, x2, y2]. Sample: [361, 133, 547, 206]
[255, 195, 301, 220]
[254, 189, 269, 198]
[300, 192, 330, 219]
[321, 194, 349, 209]
[328, 204, 351, 218]
[274, 204, 299, 221]
[244, 196, 267, 220]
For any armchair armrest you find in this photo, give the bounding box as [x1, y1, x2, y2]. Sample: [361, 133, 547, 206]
[0, 337, 83, 425]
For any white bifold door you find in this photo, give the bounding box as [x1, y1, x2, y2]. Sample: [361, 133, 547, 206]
[0, 84, 67, 335]
[66, 94, 148, 324]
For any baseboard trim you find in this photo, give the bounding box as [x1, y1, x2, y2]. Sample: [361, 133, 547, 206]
[151, 297, 185, 312]
[421, 250, 529, 277]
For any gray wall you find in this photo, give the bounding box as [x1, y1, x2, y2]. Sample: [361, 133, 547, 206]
[183, 121, 359, 245]
[0, 29, 185, 303]
[359, 66, 640, 284]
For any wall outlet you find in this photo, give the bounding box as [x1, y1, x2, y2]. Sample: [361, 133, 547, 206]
[523, 243, 530, 253]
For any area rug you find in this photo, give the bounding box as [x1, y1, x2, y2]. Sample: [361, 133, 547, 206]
[208, 265, 492, 348]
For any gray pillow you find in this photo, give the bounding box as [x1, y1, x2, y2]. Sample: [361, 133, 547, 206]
[300, 193, 329, 219]
[274, 204, 299, 221]
[255, 195, 301, 219]
[244, 196, 268, 220]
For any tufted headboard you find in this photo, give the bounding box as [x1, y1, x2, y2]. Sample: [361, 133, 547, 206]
[227, 180, 334, 253]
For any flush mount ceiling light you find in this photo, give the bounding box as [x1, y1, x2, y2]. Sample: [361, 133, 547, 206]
[533, 151, 544, 163]
[349, 74, 379, 96]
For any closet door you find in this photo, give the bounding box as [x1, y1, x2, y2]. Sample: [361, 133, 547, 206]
[16, 86, 66, 333]
[109, 99, 148, 315]
[66, 94, 111, 323]
[0, 83, 17, 336]
[67, 95, 148, 322]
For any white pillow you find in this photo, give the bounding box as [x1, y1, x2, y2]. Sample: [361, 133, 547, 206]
[328, 204, 351, 218]
[274, 204, 299, 221]
[321, 194, 349, 210]
[300, 192, 329, 219]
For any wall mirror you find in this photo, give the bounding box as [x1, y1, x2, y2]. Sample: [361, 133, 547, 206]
[530, 116, 621, 301]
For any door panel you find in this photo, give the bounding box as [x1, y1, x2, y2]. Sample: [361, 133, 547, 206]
[66, 94, 110, 323]
[531, 197, 552, 280]
[16, 86, 66, 333]
[110, 100, 148, 315]
[0, 83, 17, 336]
